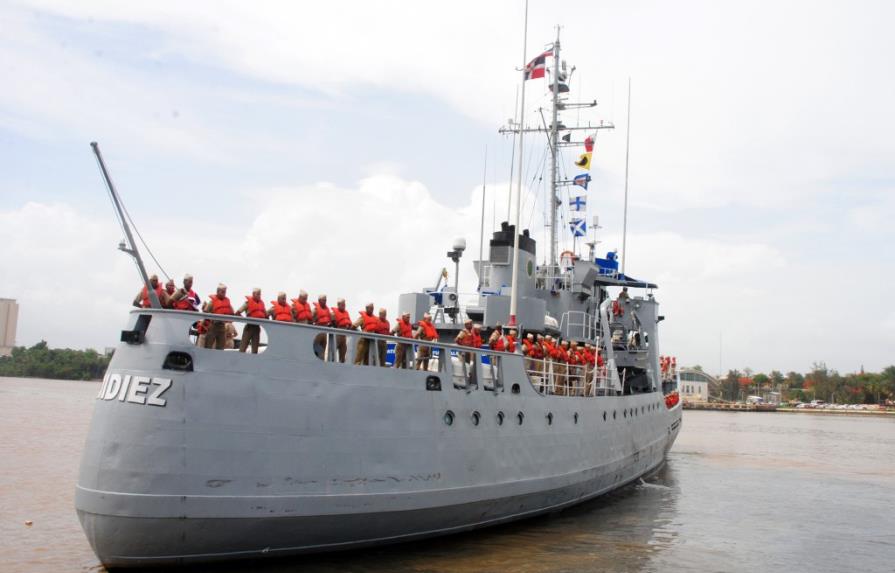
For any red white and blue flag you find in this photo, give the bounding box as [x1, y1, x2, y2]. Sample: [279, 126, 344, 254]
[573, 173, 591, 190]
[524, 49, 552, 81]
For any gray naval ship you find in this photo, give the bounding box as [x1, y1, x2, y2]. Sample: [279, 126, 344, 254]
[76, 31, 682, 569]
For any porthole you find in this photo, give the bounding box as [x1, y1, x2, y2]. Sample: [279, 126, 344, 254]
[516, 411, 524, 425]
[623, 409, 627, 418]
[602, 411, 607, 421]
[497, 411, 505, 425]
[546, 412, 554, 425]
[444, 410, 454, 426]
[574, 412, 579, 424]
[613, 410, 617, 420]
[471, 411, 481, 426]
[511, 383, 521, 394]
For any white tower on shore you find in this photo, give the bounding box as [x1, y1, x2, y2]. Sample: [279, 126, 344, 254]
[0, 298, 19, 357]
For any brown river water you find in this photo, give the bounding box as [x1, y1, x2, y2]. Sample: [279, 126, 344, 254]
[1, 377, 893, 572]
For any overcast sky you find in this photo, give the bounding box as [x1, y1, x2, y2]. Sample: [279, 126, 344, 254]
[2, 0, 893, 375]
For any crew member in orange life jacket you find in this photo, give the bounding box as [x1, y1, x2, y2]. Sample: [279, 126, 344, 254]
[353, 303, 378, 365]
[375, 308, 390, 367]
[488, 323, 505, 351]
[170, 274, 199, 311]
[268, 292, 293, 322]
[292, 290, 312, 324]
[311, 294, 332, 359]
[391, 311, 414, 369]
[132, 274, 168, 308]
[236, 287, 267, 354]
[332, 298, 352, 363]
[163, 279, 176, 308]
[414, 313, 439, 371]
[455, 319, 475, 363]
[506, 328, 518, 353]
[202, 283, 234, 350]
[613, 286, 630, 317]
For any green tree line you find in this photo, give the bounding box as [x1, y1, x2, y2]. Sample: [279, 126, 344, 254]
[0, 341, 111, 381]
[718, 362, 895, 404]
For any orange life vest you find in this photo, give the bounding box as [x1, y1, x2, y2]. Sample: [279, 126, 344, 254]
[313, 302, 332, 326]
[457, 329, 473, 347]
[245, 296, 267, 319]
[208, 294, 233, 315]
[396, 318, 413, 338]
[557, 347, 569, 363]
[172, 289, 197, 311]
[270, 300, 293, 322]
[333, 307, 352, 328]
[419, 320, 438, 341]
[505, 335, 516, 353]
[140, 284, 164, 308]
[292, 299, 312, 323]
[375, 318, 390, 335]
[522, 338, 534, 356]
[471, 330, 483, 348]
[492, 334, 505, 352]
[360, 311, 379, 333]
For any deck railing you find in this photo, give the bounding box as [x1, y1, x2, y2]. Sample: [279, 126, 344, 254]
[127, 309, 632, 399]
[523, 356, 611, 397]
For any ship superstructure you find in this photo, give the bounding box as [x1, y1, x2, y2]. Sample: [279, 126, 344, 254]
[75, 28, 682, 569]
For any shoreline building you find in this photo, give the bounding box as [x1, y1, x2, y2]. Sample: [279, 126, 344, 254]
[0, 298, 19, 357]
[679, 367, 716, 403]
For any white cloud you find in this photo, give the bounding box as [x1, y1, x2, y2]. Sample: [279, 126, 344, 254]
[8, 0, 895, 210]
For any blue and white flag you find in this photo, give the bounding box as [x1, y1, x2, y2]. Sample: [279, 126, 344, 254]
[569, 195, 586, 211]
[569, 218, 586, 237]
[573, 173, 591, 190]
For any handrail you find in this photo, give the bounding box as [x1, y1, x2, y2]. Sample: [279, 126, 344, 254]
[523, 355, 611, 397]
[129, 308, 527, 359]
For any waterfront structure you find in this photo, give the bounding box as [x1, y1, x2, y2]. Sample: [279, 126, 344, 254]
[76, 28, 682, 568]
[0, 298, 18, 357]
[679, 367, 715, 403]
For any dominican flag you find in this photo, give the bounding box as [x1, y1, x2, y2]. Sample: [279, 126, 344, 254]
[570, 195, 586, 211]
[569, 218, 586, 237]
[573, 173, 591, 190]
[524, 49, 552, 81]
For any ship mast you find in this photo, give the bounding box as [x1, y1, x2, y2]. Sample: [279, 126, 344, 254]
[548, 28, 561, 270]
[508, 0, 529, 328]
[500, 22, 615, 326]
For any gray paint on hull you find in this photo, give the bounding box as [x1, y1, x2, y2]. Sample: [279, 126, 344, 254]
[79, 449, 674, 568]
[76, 310, 681, 568]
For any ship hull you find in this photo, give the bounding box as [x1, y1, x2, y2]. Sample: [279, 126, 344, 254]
[76, 311, 681, 568]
